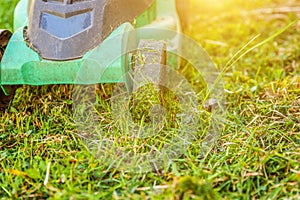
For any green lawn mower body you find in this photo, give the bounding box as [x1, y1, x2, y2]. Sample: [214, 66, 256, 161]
[0, 0, 188, 108]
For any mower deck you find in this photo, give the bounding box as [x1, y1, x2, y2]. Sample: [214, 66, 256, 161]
[1, 0, 180, 88]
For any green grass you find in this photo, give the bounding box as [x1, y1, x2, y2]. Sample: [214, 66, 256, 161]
[1, 0, 300, 199]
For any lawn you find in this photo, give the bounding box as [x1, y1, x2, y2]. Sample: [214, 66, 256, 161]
[0, 0, 300, 199]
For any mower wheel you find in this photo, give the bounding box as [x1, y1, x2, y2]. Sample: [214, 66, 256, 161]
[176, 0, 191, 30]
[0, 29, 12, 60]
[131, 39, 166, 94]
[0, 86, 18, 112]
[112, 39, 167, 138]
[0, 29, 18, 112]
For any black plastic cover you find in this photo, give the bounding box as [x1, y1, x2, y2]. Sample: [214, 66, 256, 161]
[27, 0, 155, 60]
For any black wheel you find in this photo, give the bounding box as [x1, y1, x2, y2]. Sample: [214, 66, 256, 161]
[127, 39, 167, 134]
[131, 39, 166, 99]
[0, 29, 18, 112]
[0, 86, 18, 112]
[110, 39, 199, 172]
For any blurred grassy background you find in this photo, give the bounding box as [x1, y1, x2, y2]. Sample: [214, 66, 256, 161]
[0, 0, 19, 30]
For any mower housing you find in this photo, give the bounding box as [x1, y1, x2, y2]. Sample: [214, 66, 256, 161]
[0, 0, 182, 89]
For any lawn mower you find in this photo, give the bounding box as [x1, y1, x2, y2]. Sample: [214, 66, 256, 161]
[0, 0, 190, 111]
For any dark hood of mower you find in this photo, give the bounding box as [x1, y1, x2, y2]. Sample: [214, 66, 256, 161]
[27, 0, 155, 60]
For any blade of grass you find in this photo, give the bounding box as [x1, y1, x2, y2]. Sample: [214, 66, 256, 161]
[224, 19, 299, 70]
[204, 18, 299, 103]
[224, 34, 261, 68]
